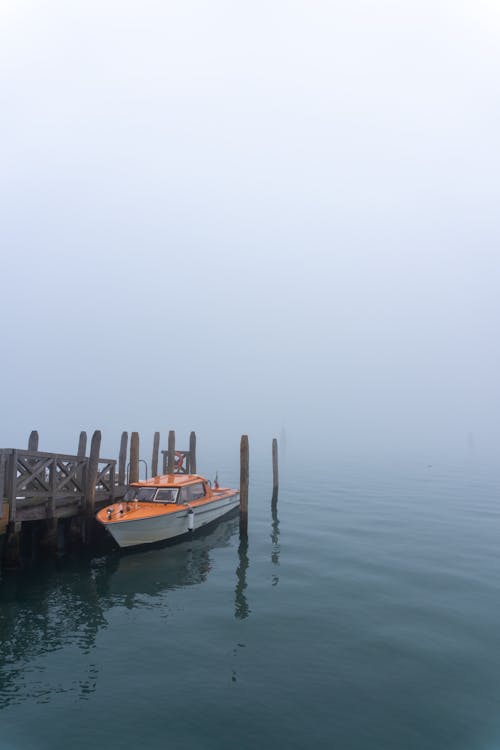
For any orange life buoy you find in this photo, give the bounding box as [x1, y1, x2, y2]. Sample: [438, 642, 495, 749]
[174, 451, 184, 470]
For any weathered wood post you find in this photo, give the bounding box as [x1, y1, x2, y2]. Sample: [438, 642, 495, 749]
[167, 431, 175, 474]
[28, 431, 39, 451]
[83, 430, 101, 543]
[77, 431, 87, 457]
[240, 435, 249, 537]
[272, 438, 279, 503]
[118, 431, 128, 486]
[152, 432, 160, 478]
[129, 432, 140, 483]
[76, 432, 88, 506]
[189, 431, 197, 474]
[26, 431, 39, 492]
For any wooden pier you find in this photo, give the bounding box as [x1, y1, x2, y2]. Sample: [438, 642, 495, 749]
[0, 429, 198, 568]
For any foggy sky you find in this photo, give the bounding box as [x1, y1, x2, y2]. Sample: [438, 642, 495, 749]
[1, 0, 499, 467]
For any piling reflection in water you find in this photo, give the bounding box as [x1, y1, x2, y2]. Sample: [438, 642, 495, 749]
[234, 537, 250, 619]
[0, 514, 240, 709]
[271, 498, 280, 586]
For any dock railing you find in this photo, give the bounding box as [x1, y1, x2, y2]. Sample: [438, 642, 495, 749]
[0, 449, 123, 524]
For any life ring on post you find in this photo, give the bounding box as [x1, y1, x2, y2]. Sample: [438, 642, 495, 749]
[174, 451, 184, 471]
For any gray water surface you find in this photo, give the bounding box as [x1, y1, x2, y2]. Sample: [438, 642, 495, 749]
[1, 459, 500, 749]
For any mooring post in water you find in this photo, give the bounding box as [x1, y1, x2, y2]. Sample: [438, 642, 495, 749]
[272, 437, 279, 503]
[129, 432, 140, 483]
[151, 431, 160, 478]
[118, 431, 128, 486]
[77, 431, 87, 457]
[240, 435, 249, 537]
[28, 430, 39, 451]
[167, 430, 175, 474]
[84, 430, 101, 543]
[189, 431, 197, 474]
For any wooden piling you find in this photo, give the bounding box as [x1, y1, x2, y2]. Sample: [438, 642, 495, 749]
[85, 431, 101, 514]
[240, 435, 249, 537]
[118, 431, 128, 486]
[167, 431, 175, 474]
[129, 432, 139, 483]
[272, 438, 279, 503]
[28, 430, 39, 451]
[83, 430, 101, 543]
[76, 433, 87, 495]
[152, 432, 160, 478]
[77, 431, 87, 457]
[189, 431, 197, 474]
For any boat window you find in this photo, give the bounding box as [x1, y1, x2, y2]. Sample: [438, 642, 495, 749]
[179, 482, 206, 502]
[154, 488, 179, 504]
[124, 487, 157, 502]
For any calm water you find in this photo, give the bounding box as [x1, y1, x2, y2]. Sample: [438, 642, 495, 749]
[1, 457, 500, 750]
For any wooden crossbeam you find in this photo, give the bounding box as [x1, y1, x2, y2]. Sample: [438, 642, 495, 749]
[16, 456, 52, 492]
[54, 459, 85, 494]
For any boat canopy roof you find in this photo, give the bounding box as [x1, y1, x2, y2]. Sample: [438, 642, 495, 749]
[130, 474, 207, 488]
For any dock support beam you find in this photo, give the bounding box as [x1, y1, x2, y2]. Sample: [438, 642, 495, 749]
[240, 435, 249, 538]
[3, 521, 23, 569]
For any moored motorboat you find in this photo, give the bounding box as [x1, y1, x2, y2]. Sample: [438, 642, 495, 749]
[96, 473, 239, 548]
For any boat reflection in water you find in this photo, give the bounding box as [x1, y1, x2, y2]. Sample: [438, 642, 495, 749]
[0, 512, 240, 709]
[104, 511, 240, 602]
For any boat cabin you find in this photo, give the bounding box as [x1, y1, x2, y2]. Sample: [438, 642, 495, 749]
[123, 475, 210, 505]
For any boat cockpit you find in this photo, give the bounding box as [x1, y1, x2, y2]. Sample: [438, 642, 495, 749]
[123, 481, 207, 505]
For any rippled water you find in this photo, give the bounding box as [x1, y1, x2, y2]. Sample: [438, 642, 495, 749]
[1, 457, 500, 749]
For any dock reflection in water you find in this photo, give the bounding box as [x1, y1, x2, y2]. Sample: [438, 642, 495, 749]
[0, 513, 240, 709]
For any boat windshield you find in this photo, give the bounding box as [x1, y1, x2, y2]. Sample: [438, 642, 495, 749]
[153, 488, 179, 504]
[124, 487, 157, 502]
